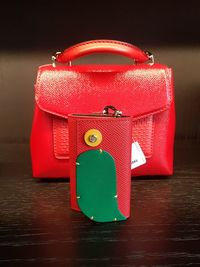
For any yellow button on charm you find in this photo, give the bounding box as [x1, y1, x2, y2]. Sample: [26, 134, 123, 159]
[84, 129, 102, 147]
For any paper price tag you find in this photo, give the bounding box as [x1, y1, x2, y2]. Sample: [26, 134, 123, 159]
[131, 142, 146, 169]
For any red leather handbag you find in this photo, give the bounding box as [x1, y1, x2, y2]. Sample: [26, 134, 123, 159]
[30, 40, 175, 178]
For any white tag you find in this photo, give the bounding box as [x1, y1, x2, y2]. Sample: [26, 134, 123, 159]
[131, 142, 146, 169]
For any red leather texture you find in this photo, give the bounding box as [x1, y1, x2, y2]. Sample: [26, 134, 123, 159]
[35, 65, 171, 119]
[132, 116, 154, 158]
[53, 117, 69, 159]
[68, 115, 132, 218]
[30, 40, 175, 178]
[56, 40, 149, 64]
[52, 115, 154, 160]
[30, 106, 70, 178]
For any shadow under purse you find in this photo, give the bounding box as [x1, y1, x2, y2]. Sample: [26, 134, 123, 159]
[68, 106, 132, 223]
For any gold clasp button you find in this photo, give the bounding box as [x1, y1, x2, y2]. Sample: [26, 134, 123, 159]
[84, 129, 102, 147]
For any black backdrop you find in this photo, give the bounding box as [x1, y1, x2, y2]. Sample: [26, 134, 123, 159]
[1, 0, 199, 50]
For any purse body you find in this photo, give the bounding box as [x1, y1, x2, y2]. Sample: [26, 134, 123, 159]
[30, 41, 175, 178]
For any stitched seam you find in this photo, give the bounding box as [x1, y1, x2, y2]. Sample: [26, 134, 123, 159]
[64, 40, 138, 52]
[75, 120, 78, 161]
[59, 40, 147, 63]
[76, 118, 131, 123]
[52, 117, 57, 158]
[53, 117, 59, 159]
[132, 106, 168, 121]
[164, 68, 172, 103]
[74, 119, 78, 205]
[76, 121, 82, 164]
[149, 115, 155, 158]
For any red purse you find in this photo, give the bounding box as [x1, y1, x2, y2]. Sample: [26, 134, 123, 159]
[30, 40, 175, 178]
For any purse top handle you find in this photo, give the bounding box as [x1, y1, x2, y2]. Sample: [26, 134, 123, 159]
[54, 40, 151, 64]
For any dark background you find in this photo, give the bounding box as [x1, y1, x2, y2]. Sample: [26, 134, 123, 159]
[0, 0, 200, 142]
[1, 0, 200, 49]
[0, 2, 200, 266]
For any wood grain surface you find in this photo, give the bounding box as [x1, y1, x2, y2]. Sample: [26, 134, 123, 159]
[0, 140, 200, 266]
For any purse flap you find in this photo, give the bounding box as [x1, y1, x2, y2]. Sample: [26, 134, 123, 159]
[35, 64, 173, 119]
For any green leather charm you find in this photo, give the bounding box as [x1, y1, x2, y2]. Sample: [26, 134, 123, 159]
[76, 149, 127, 223]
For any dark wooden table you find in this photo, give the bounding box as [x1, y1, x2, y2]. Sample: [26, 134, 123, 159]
[0, 140, 200, 267]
